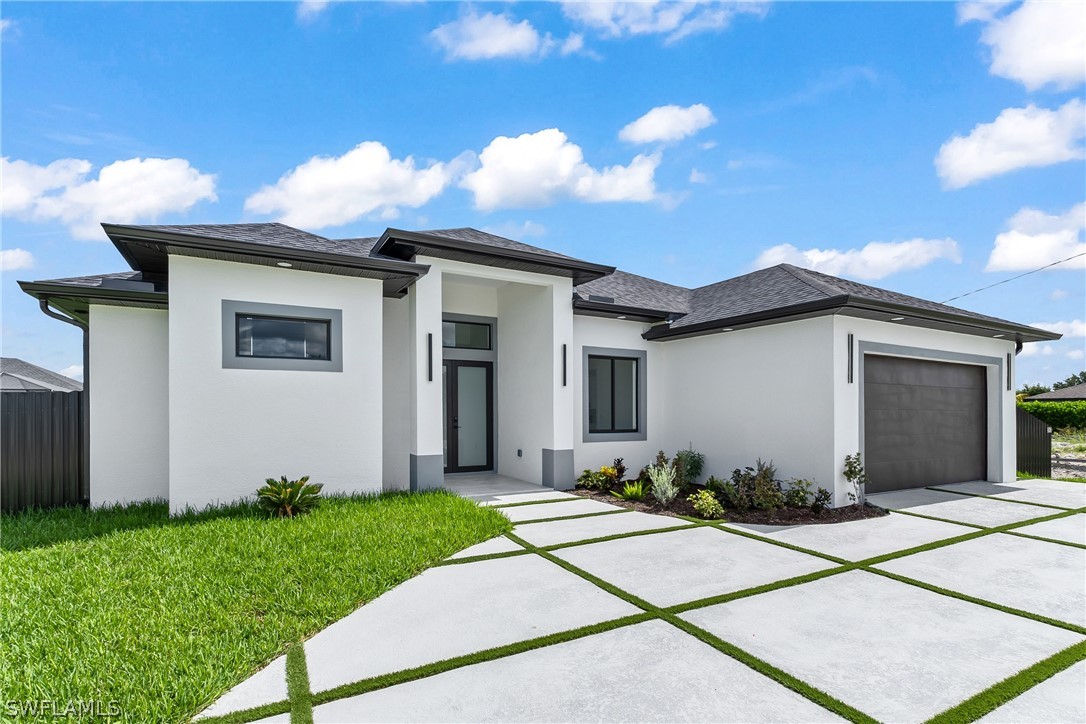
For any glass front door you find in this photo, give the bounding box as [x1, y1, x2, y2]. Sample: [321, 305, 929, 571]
[442, 360, 494, 473]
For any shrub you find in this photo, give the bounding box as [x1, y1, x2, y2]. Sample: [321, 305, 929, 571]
[577, 468, 610, 490]
[612, 457, 627, 483]
[783, 479, 813, 508]
[687, 489, 725, 519]
[646, 461, 680, 507]
[811, 487, 832, 514]
[611, 480, 646, 501]
[600, 466, 620, 484]
[729, 459, 783, 510]
[256, 475, 323, 518]
[843, 452, 869, 506]
[1017, 401, 1086, 431]
[674, 445, 706, 487]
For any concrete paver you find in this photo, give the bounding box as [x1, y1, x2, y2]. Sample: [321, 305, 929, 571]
[512, 510, 686, 548]
[553, 526, 834, 607]
[723, 512, 973, 561]
[303, 553, 639, 693]
[867, 488, 1045, 527]
[682, 570, 1084, 723]
[501, 498, 624, 523]
[932, 479, 1086, 510]
[875, 532, 1086, 626]
[979, 661, 1086, 723]
[310, 620, 844, 723]
[446, 535, 524, 559]
[1013, 513, 1086, 546]
[193, 656, 286, 719]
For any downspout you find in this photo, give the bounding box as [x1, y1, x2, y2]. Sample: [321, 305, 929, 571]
[38, 298, 90, 507]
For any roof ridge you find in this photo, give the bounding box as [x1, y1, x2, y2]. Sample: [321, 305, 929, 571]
[776, 264, 845, 298]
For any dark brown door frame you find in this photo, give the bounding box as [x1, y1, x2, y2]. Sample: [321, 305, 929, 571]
[443, 360, 494, 474]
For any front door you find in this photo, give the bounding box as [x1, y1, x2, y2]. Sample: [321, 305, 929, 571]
[443, 360, 494, 473]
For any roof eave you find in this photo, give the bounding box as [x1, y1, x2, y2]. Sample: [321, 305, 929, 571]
[643, 296, 850, 341]
[845, 295, 1062, 343]
[377, 228, 616, 285]
[572, 298, 678, 323]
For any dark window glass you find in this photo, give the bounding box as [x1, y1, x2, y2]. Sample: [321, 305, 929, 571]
[588, 355, 638, 433]
[442, 321, 491, 350]
[236, 315, 331, 360]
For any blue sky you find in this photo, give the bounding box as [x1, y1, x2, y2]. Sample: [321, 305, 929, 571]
[2, 1, 1084, 386]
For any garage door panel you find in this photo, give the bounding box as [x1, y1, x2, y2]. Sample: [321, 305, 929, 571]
[863, 356, 986, 493]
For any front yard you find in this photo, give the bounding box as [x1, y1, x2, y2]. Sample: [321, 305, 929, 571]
[0, 491, 510, 723]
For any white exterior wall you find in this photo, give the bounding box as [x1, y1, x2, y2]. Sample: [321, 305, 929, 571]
[88, 305, 169, 506]
[661, 317, 839, 496]
[443, 280, 498, 317]
[832, 316, 1018, 496]
[382, 297, 411, 490]
[168, 256, 384, 513]
[571, 315, 667, 475]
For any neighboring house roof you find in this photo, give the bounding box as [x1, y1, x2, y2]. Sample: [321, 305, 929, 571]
[1026, 382, 1086, 401]
[0, 358, 82, 392]
[18, 221, 1061, 344]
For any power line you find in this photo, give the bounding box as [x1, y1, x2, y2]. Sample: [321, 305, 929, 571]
[941, 251, 1086, 304]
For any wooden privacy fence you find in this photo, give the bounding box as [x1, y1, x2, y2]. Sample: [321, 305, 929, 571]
[1, 391, 85, 512]
[1016, 406, 1052, 479]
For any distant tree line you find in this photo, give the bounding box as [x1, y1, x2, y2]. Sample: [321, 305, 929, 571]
[1017, 371, 1086, 398]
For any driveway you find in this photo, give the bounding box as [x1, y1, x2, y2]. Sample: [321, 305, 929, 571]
[199, 479, 1086, 723]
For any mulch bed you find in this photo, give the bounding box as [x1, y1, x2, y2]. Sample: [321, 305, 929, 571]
[571, 486, 888, 526]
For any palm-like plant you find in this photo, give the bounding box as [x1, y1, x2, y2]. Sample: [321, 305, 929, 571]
[256, 475, 324, 518]
[611, 480, 647, 501]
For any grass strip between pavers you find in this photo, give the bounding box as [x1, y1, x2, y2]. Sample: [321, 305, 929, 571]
[924, 639, 1086, 724]
[925, 486, 1075, 511]
[505, 531, 877, 723]
[509, 508, 633, 525]
[708, 522, 851, 565]
[1003, 529, 1086, 549]
[286, 643, 313, 724]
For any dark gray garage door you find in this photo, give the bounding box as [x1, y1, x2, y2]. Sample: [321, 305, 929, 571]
[863, 355, 987, 493]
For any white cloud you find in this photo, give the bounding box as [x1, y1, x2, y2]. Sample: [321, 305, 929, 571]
[482, 220, 546, 239]
[619, 103, 716, 144]
[0, 248, 34, 271]
[1, 156, 217, 240]
[431, 11, 583, 61]
[754, 237, 962, 280]
[985, 201, 1086, 272]
[561, 1, 766, 45]
[689, 168, 709, 184]
[245, 142, 464, 228]
[699, 140, 718, 150]
[1029, 320, 1086, 338]
[960, 0, 1085, 90]
[60, 365, 83, 382]
[460, 128, 660, 210]
[1018, 343, 1056, 357]
[726, 152, 782, 171]
[1050, 289, 1068, 300]
[1068, 349, 1085, 360]
[1, 18, 14, 35]
[934, 99, 1085, 189]
[296, 1, 329, 22]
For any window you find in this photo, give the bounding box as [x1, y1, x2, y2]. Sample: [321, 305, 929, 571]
[222, 300, 343, 372]
[236, 315, 331, 360]
[588, 355, 639, 433]
[442, 321, 491, 350]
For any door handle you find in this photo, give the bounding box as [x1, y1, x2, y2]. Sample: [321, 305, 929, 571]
[453, 417, 461, 429]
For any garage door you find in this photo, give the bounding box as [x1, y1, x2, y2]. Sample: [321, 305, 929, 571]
[863, 355, 987, 493]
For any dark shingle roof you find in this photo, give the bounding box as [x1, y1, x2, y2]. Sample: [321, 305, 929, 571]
[1026, 382, 1086, 401]
[0, 358, 82, 391]
[134, 223, 369, 256]
[674, 266, 832, 328]
[420, 228, 581, 261]
[575, 271, 692, 314]
[32, 271, 146, 288]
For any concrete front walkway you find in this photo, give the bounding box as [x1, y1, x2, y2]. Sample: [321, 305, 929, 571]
[199, 478, 1086, 724]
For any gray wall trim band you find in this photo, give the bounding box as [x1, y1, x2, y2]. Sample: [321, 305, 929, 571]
[856, 341, 1004, 482]
[582, 345, 648, 443]
[221, 299, 343, 372]
[410, 454, 444, 492]
[542, 448, 575, 490]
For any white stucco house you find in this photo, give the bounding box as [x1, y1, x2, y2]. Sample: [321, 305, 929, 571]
[20, 223, 1059, 513]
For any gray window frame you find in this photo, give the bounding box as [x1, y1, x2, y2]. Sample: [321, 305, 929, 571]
[222, 300, 343, 372]
[582, 346, 647, 442]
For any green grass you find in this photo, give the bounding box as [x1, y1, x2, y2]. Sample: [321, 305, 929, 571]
[1016, 471, 1086, 483]
[0, 491, 510, 723]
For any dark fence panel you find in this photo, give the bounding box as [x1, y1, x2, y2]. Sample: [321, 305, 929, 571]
[1016, 407, 1052, 479]
[1, 391, 85, 512]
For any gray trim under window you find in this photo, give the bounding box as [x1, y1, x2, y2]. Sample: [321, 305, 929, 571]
[222, 300, 343, 372]
[582, 346, 647, 442]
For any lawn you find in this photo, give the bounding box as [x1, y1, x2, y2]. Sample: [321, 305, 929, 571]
[0, 491, 510, 723]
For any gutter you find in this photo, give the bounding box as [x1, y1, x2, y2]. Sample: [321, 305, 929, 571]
[38, 298, 90, 506]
